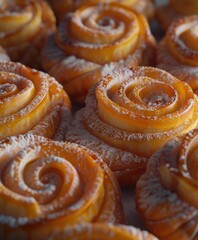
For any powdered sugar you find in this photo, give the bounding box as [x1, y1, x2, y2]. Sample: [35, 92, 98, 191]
[0, 133, 122, 236]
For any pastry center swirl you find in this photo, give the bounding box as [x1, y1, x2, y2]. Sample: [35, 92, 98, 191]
[56, 3, 141, 64]
[0, 138, 105, 222]
[0, 0, 42, 46]
[2, 148, 82, 214]
[97, 16, 115, 28]
[0, 83, 18, 99]
[139, 83, 176, 108]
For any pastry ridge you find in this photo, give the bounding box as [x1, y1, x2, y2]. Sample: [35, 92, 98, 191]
[0, 61, 71, 141]
[42, 2, 156, 103]
[65, 66, 198, 185]
[136, 129, 198, 239]
[0, 134, 124, 239]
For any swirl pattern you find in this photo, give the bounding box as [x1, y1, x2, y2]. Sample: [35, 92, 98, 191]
[157, 16, 198, 95]
[156, 0, 198, 30]
[49, 0, 154, 21]
[65, 66, 198, 186]
[0, 61, 71, 141]
[0, 134, 124, 240]
[0, 0, 56, 68]
[136, 129, 198, 239]
[49, 223, 158, 240]
[41, 2, 156, 103]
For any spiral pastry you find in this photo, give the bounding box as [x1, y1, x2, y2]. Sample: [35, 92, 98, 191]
[0, 0, 56, 68]
[156, 0, 198, 30]
[0, 134, 124, 240]
[0, 61, 71, 141]
[41, 2, 156, 103]
[157, 16, 198, 95]
[49, 0, 154, 22]
[65, 66, 198, 186]
[49, 223, 158, 240]
[136, 129, 198, 239]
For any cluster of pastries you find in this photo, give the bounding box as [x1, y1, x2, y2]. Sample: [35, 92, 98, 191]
[0, 0, 198, 239]
[41, 2, 156, 103]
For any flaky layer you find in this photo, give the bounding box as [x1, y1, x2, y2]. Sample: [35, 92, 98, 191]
[0, 61, 71, 141]
[65, 66, 198, 185]
[49, 0, 154, 22]
[0, 134, 124, 240]
[42, 2, 156, 103]
[136, 129, 198, 239]
[49, 223, 158, 240]
[0, 0, 56, 68]
[157, 16, 198, 95]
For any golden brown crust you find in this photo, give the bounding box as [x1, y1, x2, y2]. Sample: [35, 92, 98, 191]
[42, 3, 156, 103]
[157, 16, 198, 95]
[48, 223, 158, 240]
[65, 66, 198, 186]
[156, 0, 198, 31]
[0, 61, 71, 141]
[0, 134, 124, 240]
[0, 0, 56, 68]
[49, 0, 154, 22]
[136, 129, 198, 239]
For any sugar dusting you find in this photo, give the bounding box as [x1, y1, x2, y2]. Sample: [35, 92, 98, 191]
[0, 61, 71, 140]
[48, 223, 158, 239]
[157, 38, 198, 93]
[66, 65, 198, 185]
[41, 3, 155, 101]
[0, 133, 122, 239]
[136, 136, 198, 238]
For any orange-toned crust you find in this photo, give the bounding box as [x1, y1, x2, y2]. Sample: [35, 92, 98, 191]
[65, 66, 198, 186]
[49, 0, 154, 22]
[42, 3, 156, 103]
[157, 16, 198, 95]
[0, 134, 124, 240]
[49, 223, 158, 240]
[156, 0, 198, 30]
[136, 129, 198, 239]
[0, 61, 71, 141]
[0, 0, 56, 68]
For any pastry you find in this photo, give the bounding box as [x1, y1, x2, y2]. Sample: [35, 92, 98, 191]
[136, 129, 198, 239]
[49, 0, 154, 22]
[0, 134, 124, 239]
[0, 0, 56, 69]
[157, 16, 198, 95]
[41, 2, 156, 103]
[0, 46, 10, 61]
[156, 0, 198, 30]
[65, 66, 198, 186]
[48, 223, 158, 239]
[0, 61, 71, 141]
